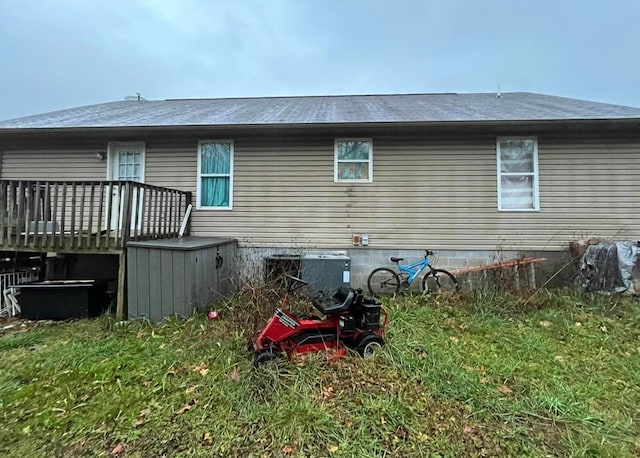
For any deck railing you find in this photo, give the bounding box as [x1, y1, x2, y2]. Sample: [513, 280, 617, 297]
[0, 180, 192, 252]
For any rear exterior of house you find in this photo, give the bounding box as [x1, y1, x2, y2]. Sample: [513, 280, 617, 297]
[1, 92, 640, 291]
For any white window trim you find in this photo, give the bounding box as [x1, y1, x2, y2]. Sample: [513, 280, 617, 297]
[496, 136, 540, 212]
[106, 142, 146, 182]
[334, 138, 373, 183]
[197, 139, 234, 210]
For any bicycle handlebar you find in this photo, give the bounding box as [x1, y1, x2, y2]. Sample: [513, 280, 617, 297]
[424, 250, 434, 258]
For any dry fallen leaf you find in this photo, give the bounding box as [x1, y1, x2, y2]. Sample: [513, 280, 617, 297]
[282, 445, 294, 454]
[176, 399, 197, 415]
[327, 444, 339, 454]
[498, 385, 513, 394]
[110, 443, 125, 456]
[134, 408, 151, 427]
[185, 385, 198, 394]
[480, 377, 488, 384]
[539, 320, 553, 328]
[203, 432, 213, 445]
[449, 336, 459, 344]
[229, 366, 240, 381]
[321, 387, 334, 400]
[193, 362, 208, 376]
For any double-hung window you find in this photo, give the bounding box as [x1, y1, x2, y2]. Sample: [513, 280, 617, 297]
[497, 137, 539, 211]
[334, 139, 373, 182]
[198, 140, 233, 209]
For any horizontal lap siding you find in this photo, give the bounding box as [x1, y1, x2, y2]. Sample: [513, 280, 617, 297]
[2, 150, 106, 180]
[148, 135, 639, 251]
[4, 134, 639, 252]
[145, 146, 195, 193]
[152, 136, 505, 249]
[536, 140, 640, 247]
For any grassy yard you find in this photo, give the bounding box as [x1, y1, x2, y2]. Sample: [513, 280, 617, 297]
[0, 288, 638, 457]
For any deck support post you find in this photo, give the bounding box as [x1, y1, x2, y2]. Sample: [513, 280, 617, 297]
[116, 250, 127, 321]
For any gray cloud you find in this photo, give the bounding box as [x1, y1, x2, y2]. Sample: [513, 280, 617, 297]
[1, 0, 639, 120]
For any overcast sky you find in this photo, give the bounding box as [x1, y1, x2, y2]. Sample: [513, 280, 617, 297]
[1, 0, 639, 120]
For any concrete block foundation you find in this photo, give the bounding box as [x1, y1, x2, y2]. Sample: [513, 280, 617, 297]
[236, 247, 571, 290]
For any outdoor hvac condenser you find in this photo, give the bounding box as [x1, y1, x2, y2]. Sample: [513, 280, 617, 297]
[265, 252, 350, 295]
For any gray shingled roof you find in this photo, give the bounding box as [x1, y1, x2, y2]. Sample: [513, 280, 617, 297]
[1, 92, 639, 129]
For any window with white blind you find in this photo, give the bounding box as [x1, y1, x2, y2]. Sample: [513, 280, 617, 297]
[497, 137, 539, 211]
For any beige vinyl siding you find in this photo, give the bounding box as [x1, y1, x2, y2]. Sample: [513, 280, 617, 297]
[164, 135, 638, 251]
[3, 133, 639, 252]
[145, 145, 195, 193]
[2, 150, 107, 180]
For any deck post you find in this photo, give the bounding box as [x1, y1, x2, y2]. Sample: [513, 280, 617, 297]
[116, 250, 127, 321]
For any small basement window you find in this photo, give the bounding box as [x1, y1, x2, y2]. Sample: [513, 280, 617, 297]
[497, 137, 539, 211]
[334, 139, 373, 182]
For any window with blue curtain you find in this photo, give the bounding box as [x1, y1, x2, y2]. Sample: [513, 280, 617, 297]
[199, 141, 233, 208]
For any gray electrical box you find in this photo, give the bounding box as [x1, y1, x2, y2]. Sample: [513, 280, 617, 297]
[265, 251, 350, 295]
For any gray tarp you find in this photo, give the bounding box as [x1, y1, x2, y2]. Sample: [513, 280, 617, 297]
[580, 241, 639, 293]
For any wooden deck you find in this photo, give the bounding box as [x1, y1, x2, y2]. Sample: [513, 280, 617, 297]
[0, 180, 192, 253]
[0, 180, 192, 320]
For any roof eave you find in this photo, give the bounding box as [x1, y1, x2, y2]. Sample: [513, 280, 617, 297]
[0, 117, 639, 135]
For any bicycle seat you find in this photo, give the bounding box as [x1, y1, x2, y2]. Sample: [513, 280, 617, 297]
[312, 287, 355, 315]
[390, 257, 404, 263]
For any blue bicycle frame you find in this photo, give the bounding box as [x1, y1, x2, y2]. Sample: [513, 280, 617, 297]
[368, 250, 458, 296]
[396, 257, 432, 286]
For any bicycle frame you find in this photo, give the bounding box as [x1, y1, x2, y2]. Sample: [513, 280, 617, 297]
[368, 249, 458, 297]
[397, 258, 432, 285]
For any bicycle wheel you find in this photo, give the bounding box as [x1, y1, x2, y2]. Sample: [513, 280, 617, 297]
[421, 269, 459, 295]
[367, 268, 401, 296]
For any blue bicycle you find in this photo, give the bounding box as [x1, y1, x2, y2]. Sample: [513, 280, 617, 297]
[367, 250, 458, 296]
